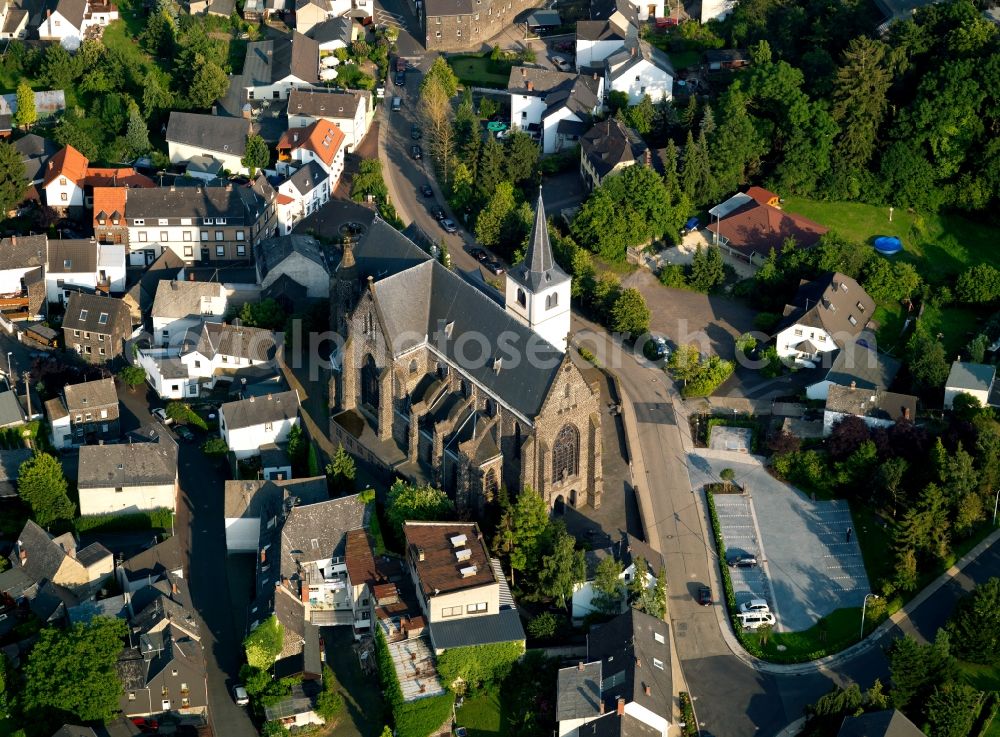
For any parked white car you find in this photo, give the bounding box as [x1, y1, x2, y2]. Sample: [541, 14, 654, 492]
[234, 685, 249, 706]
[739, 599, 770, 614]
[738, 611, 776, 630]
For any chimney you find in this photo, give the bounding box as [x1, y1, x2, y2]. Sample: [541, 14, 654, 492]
[599, 703, 605, 715]
[527, 81, 533, 91]
[903, 407, 910, 421]
[260, 548, 267, 563]
[644, 685, 651, 696]
[850, 380, 856, 390]
[172, 581, 179, 595]
[577, 661, 585, 671]
[616, 698, 625, 716]
[521, 67, 526, 77]
[635, 657, 641, 668]
[593, 72, 598, 80]
[211, 106, 217, 116]
[19, 548, 26, 563]
[630, 45, 636, 57]
[300, 585, 309, 603]
[48, 161, 53, 170]
[417, 547, 425, 561]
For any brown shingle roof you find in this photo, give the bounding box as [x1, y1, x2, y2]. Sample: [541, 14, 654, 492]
[706, 201, 828, 258]
[825, 384, 917, 423]
[403, 521, 496, 597]
[779, 272, 876, 348]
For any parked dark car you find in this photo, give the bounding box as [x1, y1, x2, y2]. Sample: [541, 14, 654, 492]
[411, 124, 422, 140]
[441, 218, 458, 233]
[432, 207, 446, 220]
[468, 247, 488, 261]
[394, 70, 405, 85]
[420, 184, 433, 197]
[175, 425, 195, 442]
[727, 554, 758, 569]
[410, 145, 422, 159]
[483, 259, 505, 275]
[697, 585, 712, 606]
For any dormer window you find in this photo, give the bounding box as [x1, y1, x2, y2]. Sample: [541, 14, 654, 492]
[840, 282, 848, 292]
[203, 218, 214, 225]
[856, 301, 866, 313]
[79, 309, 88, 320]
[98, 313, 109, 325]
[217, 218, 226, 225]
[63, 259, 72, 269]
[444, 321, 454, 338]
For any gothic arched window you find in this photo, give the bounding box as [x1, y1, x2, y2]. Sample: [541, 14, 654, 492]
[361, 354, 379, 410]
[552, 424, 579, 482]
[546, 292, 558, 309]
[483, 468, 499, 503]
[513, 422, 522, 460]
[517, 288, 526, 307]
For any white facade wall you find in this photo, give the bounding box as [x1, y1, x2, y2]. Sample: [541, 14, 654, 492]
[222, 416, 300, 459]
[624, 0, 662, 20]
[623, 701, 668, 736]
[510, 93, 547, 133]
[776, 324, 834, 360]
[608, 61, 672, 104]
[79, 482, 177, 517]
[276, 179, 330, 235]
[701, 0, 736, 22]
[167, 141, 247, 175]
[541, 108, 582, 155]
[37, 10, 82, 48]
[260, 252, 329, 298]
[944, 386, 989, 410]
[46, 271, 98, 304]
[504, 274, 571, 351]
[98, 244, 127, 292]
[44, 178, 83, 209]
[225, 517, 261, 552]
[50, 414, 72, 449]
[0, 266, 40, 295]
[575, 39, 625, 69]
[247, 76, 314, 102]
[287, 147, 345, 194]
[822, 410, 894, 437]
[288, 99, 368, 152]
[128, 225, 251, 262]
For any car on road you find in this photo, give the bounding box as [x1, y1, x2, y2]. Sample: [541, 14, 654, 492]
[551, 55, 572, 71]
[175, 425, 195, 442]
[420, 184, 433, 197]
[483, 259, 505, 275]
[697, 585, 712, 606]
[234, 685, 250, 706]
[432, 206, 446, 220]
[738, 610, 776, 630]
[727, 554, 758, 569]
[394, 70, 405, 85]
[468, 247, 488, 262]
[440, 218, 458, 233]
[151, 408, 173, 426]
[391, 96, 402, 112]
[132, 718, 158, 733]
[410, 145, 422, 159]
[740, 598, 770, 614]
[411, 124, 422, 140]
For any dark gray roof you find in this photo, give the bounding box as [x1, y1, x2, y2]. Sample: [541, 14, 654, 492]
[260, 443, 290, 469]
[76, 541, 113, 568]
[576, 18, 633, 40]
[185, 155, 224, 177]
[779, 272, 875, 349]
[195, 322, 276, 361]
[256, 233, 327, 280]
[151, 280, 225, 319]
[615, 533, 664, 577]
[605, 40, 674, 80]
[705, 48, 750, 63]
[0, 449, 32, 496]
[349, 215, 431, 279]
[124, 182, 267, 221]
[165, 112, 250, 157]
[557, 661, 602, 721]
[305, 17, 354, 47]
[588, 609, 671, 720]
[50, 727, 98, 737]
[62, 293, 130, 334]
[577, 713, 660, 737]
[285, 161, 328, 196]
[14, 133, 59, 159]
[221, 389, 299, 431]
[507, 189, 570, 292]
[946, 361, 995, 392]
[127, 250, 185, 315]
[424, 0, 472, 15]
[64, 377, 118, 413]
[67, 594, 128, 624]
[264, 681, 321, 721]
[120, 536, 184, 581]
[581, 118, 648, 179]
[77, 442, 177, 489]
[838, 710, 927, 737]
[279, 494, 368, 574]
[15, 520, 73, 582]
[428, 608, 525, 650]
[826, 385, 917, 423]
[54, 0, 86, 28]
[224, 476, 329, 519]
[115, 647, 147, 690]
[243, 33, 319, 87]
[527, 8, 560, 25]
[47, 239, 97, 274]
[819, 333, 901, 393]
[0, 234, 46, 272]
[0, 391, 24, 428]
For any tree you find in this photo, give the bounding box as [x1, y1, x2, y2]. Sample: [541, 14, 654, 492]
[680, 129, 713, 205]
[352, 159, 389, 203]
[827, 415, 870, 460]
[507, 487, 550, 586]
[241, 134, 270, 177]
[907, 331, 950, 390]
[646, 567, 668, 619]
[688, 245, 726, 292]
[475, 181, 516, 250]
[625, 95, 656, 135]
[592, 555, 625, 614]
[861, 258, 922, 303]
[537, 523, 585, 608]
[123, 101, 151, 160]
[315, 665, 345, 721]
[709, 84, 766, 194]
[54, 109, 100, 161]
[22, 617, 129, 729]
[244, 615, 285, 670]
[945, 577, 1000, 665]
[627, 556, 647, 607]
[326, 445, 357, 497]
[201, 437, 228, 456]
[889, 632, 960, 710]
[720, 467, 736, 491]
[18, 452, 74, 528]
[420, 75, 455, 184]
[504, 130, 540, 187]
[420, 56, 459, 98]
[527, 611, 560, 640]
[118, 365, 147, 391]
[286, 423, 308, 474]
[610, 288, 650, 338]
[41, 44, 82, 89]
[0, 141, 27, 215]
[238, 298, 286, 330]
[925, 682, 981, 737]
[386, 480, 454, 541]
[876, 456, 909, 517]
[955, 264, 1000, 304]
[188, 56, 229, 109]
[13, 81, 36, 130]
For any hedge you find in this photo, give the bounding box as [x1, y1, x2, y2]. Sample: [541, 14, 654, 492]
[75, 508, 174, 535]
[375, 626, 455, 737]
[679, 692, 698, 737]
[704, 490, 739, 621]
[436, 641, 524, 691]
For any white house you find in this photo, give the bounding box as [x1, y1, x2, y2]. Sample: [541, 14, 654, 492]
[805, 333, 901, 401]
[944, 361, 997, 410]
[165, 112, 252, 175]
[77, 441, 178, 517]
[570, 533, 663, 623]
[604, 41, 673, 105]
[37, 0, 119, 50]
[275, 161, 330, 234]
[575, 16, 635, 69]
[306, 16, 355, 53]
[276, 119, 346, 191]
[137, 322, 277, 399]
[255, 234, 330, 299]
[97, 243, 127, 293]
[775, 273, 876, 362]
[243, 33, 320, 101]
[823, 384, 917, 436]
[42, 144, 88, 210]
[0, 1, 29, 39]
[287, 87, 370, 153]
[701, 0, 736, 22]
[45, 238, 99, 304]
[219, 389, 301, 459]
[150, 280, 228, 347]
[508, 66, 603, 154]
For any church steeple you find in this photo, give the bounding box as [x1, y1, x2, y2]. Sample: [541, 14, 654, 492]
[504, 187, 572, 353]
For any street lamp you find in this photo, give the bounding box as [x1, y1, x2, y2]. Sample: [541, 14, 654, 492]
[993, 488, 1000, 526]
[5, 352, 11, 383]
[861, 593, 879, 640]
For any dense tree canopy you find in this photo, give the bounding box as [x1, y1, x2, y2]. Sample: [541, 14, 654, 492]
[385, 481, 454, 541]
[18, 452, 74, 528]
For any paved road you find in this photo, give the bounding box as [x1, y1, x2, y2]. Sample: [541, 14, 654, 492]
[116, 386, 258, 737]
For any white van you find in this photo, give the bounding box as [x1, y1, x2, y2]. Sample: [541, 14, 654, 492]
[738, 611, 775, 630]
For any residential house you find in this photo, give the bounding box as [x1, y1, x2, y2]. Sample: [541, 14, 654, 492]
[166, 112, 252, 175]
[77, 441, 178, 516]
[424, 0, 535, 51]
[275, 162, 330, 235]
[45, 377, 120, 449]
[151, 280, 228, 346]
[276, 119, 346, 191]
[37, 0, 119, 49]
[0, 448, 31, 499]
[184, 155, 225, 182]
[806, 333, 901, 401]
[306, 16, 355, 53]
[223, 476, 329, 553]
[571, 533, 664, 623]
[0, 0, 29, 39]
[137, 321, 278, 399]
[295, 0, 332, 35]
[575, 13, 636, 73]
[823, 384, 917, 435]
[122, 249, 184, 320]
[10, 520, 114, 597]
[264, 681, 325, 729]
[774, 273, 876, 362]
[580, 117, 648, 190]
[220, 389, 301, 459]
[707, 187, 829, 264]
[556, 608, 672, 737]
[508, 66, 604, 154]
[45, 238, 127, 304]
[260, 443, 292, 479]
[243, 33, 320, 101]
[837, 709, 927, 737]
[591, 0, 662, 23]
[0, 391, 23, 429]
[705, 48, 750, 69]
[0, 234, 46, 320]
[944, 361, 997, 410]
[62, 292, 132, 363]
[188, 0, 235, 14]
[604, 40, 673, 105]
[42, 145, 154, 214]
[93, 186, 129, 246]
[14, 134, 59, 188]
[287, 87, 370, 153]
[403, 521, 525, 654]
[116, 536, 185, 614]
[255, 234, 329, 298]
[113, 178, 277, 266]
[49, 727, 98, 737]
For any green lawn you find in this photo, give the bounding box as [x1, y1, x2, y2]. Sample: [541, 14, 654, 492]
[455, 690, 504, 736]
[959, 661, 1000, 692]
[780, 196, 1000, 284]
[742, 606, 865, 662]
[446, 55, 512, 88]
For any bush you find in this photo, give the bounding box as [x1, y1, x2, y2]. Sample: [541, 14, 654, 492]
[436, 642, 524, 692]
[166, 401, 208, 430]
[75, 509, 173, 534]
[375, 627, 455, 737]
[658, 262, 688, 288]
[201, 437, 228, 456]
[527, 611, 560, 640]
[316, 665, 345, 721]
[753, 312, 781, 333]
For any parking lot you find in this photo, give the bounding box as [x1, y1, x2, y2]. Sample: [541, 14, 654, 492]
[689, 455, 871, 632]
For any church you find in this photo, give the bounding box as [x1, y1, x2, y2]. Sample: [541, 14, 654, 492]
[329, 191, 603, 515]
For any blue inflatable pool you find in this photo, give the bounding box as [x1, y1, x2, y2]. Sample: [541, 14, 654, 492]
[874, 236, 903, 255]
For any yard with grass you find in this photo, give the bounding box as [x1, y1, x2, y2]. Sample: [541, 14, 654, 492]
[742, 606, 864, 662]
[780, 196, 1000, 284]
[453, 652, 558, 736]
[959, 661, 1000, 693]
[455, 690, 504, 736]
[446, 55, 512, 88]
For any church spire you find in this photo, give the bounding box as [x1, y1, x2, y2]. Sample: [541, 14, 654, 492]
[511, 186, 570, 291]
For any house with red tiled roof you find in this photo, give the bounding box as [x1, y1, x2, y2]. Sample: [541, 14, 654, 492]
[276, 119, 345, 194]
[707, 188, 828, 265]
[43, 146, 154, 214]
[92, 187, 128, 245]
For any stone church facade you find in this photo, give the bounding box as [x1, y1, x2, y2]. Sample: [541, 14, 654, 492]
[329, 195, 603, 516]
